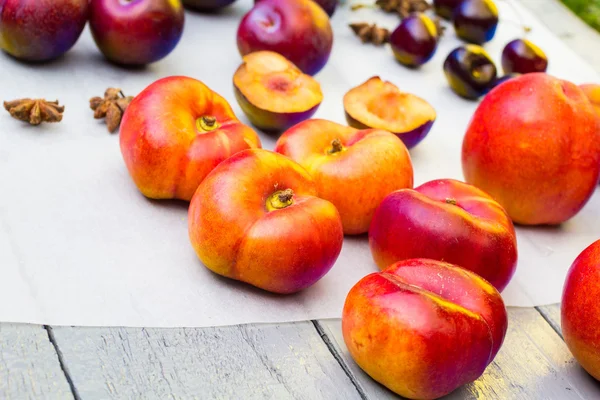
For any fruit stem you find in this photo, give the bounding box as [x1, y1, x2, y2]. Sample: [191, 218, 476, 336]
[498, 0, 532, 33]
[327, 138, 344, 155]
[267, 189, 294, 211]
[445, 198, 457, 205]
[197, 115, 220, 132]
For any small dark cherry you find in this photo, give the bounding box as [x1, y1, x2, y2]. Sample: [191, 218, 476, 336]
[443, 44, 497, 100]
[453, 0, 499, 44]
[390, 13, 439, 68]
[433, 0, 463, 20]
[502, 39, 548, 74]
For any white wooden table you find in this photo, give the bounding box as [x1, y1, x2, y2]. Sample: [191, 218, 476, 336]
[2, 1, 600, 399]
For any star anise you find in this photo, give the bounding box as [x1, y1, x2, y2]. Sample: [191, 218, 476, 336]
[434, 17, 447, 38]
[3, 98, 64, 125]
[375, 0, 431, 18]
[89, 88, 134, 133]
[349, 23, 390, 45]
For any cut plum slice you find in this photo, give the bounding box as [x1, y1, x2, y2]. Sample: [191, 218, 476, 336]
[343, 77, 436, 149]
[233, 51, 323, 132]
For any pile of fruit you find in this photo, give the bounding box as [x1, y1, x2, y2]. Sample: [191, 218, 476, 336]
[2, 0, 600, 398]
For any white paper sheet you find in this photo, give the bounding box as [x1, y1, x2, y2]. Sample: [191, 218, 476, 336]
[0, 0, 598, 327]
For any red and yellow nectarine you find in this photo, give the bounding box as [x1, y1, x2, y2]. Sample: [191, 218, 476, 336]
[462, 73, 600, 225]
[580, 84, 600, 118]
[369, 179, 517, 291]
[562, 240, 600, 381]
[120, 76, 261, 201]
[275, 119, 413, 235]
[343, 258, 508, 399]
[188, 149, 343, 294]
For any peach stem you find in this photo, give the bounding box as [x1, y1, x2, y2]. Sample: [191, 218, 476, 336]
[197, 115, 219, 132]
[445, 198, 457, 205]
[327, 138, 344, 155]
[267, 189, 294, 211]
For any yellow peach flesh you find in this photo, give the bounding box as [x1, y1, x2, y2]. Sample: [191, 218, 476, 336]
[344, 77, 436, 133]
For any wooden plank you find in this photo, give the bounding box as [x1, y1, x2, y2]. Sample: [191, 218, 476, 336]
[318, 307, 600, 399]
[537, 304, 562, 336]
[0, 324, 73, 399]
[50, 322, 363, 400]
[520, 0, 600, 72]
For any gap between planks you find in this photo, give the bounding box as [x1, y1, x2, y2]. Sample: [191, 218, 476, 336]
[45, 325, 82, 400]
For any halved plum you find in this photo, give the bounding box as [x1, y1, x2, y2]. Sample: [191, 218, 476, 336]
[233, 51, 323, 133]
[343, 77, 436, 149]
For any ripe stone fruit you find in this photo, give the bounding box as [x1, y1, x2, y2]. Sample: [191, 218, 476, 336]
[188, 149, 343, 294]
[343, 76, 436, 149]
[274, 119, 414, 235]
[390, 13, 439, 68]
[453, 0, 499, 45]
[444, 45, 497, 100]
[433, 0, 463, 19]
[0, 0, 89, 62]
[233, 51, 322, 133]
[182, 0, 237, 11]
[255, 0, 337, 16]
[343, 258, 508, 399]
[120, 76, 261, 201]
[462, 73, 600, 225]
[580, 84, 600, 118]
[89, 0, 184, 66]
[502, 39, 548, 74]
[237, 0, 333, 75]
[562, 240, 600, 381]
[369, 179, 517, 291]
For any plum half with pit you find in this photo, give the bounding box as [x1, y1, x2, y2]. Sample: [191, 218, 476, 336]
[444, 45, 497, 100]
[390, 13, 439, 68]
[233, 51, 323, 133]
[454, 0, 499, 44]
[502, 39, 548, 74]
[343, 77, 436, 149]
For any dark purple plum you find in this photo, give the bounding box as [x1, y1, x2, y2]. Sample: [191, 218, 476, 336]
[453, 0, 499, 44]
[433, 0, 463, 20]
[390, 13, 439, 68]
[490, 73, 520, 90]
[183, 0, 238, 11]
[255, 0, 336, 16]
[443, 45, 497, 100]
[502, 39, 548, 74]
[314, 0, 337, 16]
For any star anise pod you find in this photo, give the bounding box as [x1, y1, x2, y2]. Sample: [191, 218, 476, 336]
[89, 88, 134, 133]
[3, 98, 64, 125]
[434, 17, 447, 38]
[349, 23, 390, 45]
[375, 0, 431, 18]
